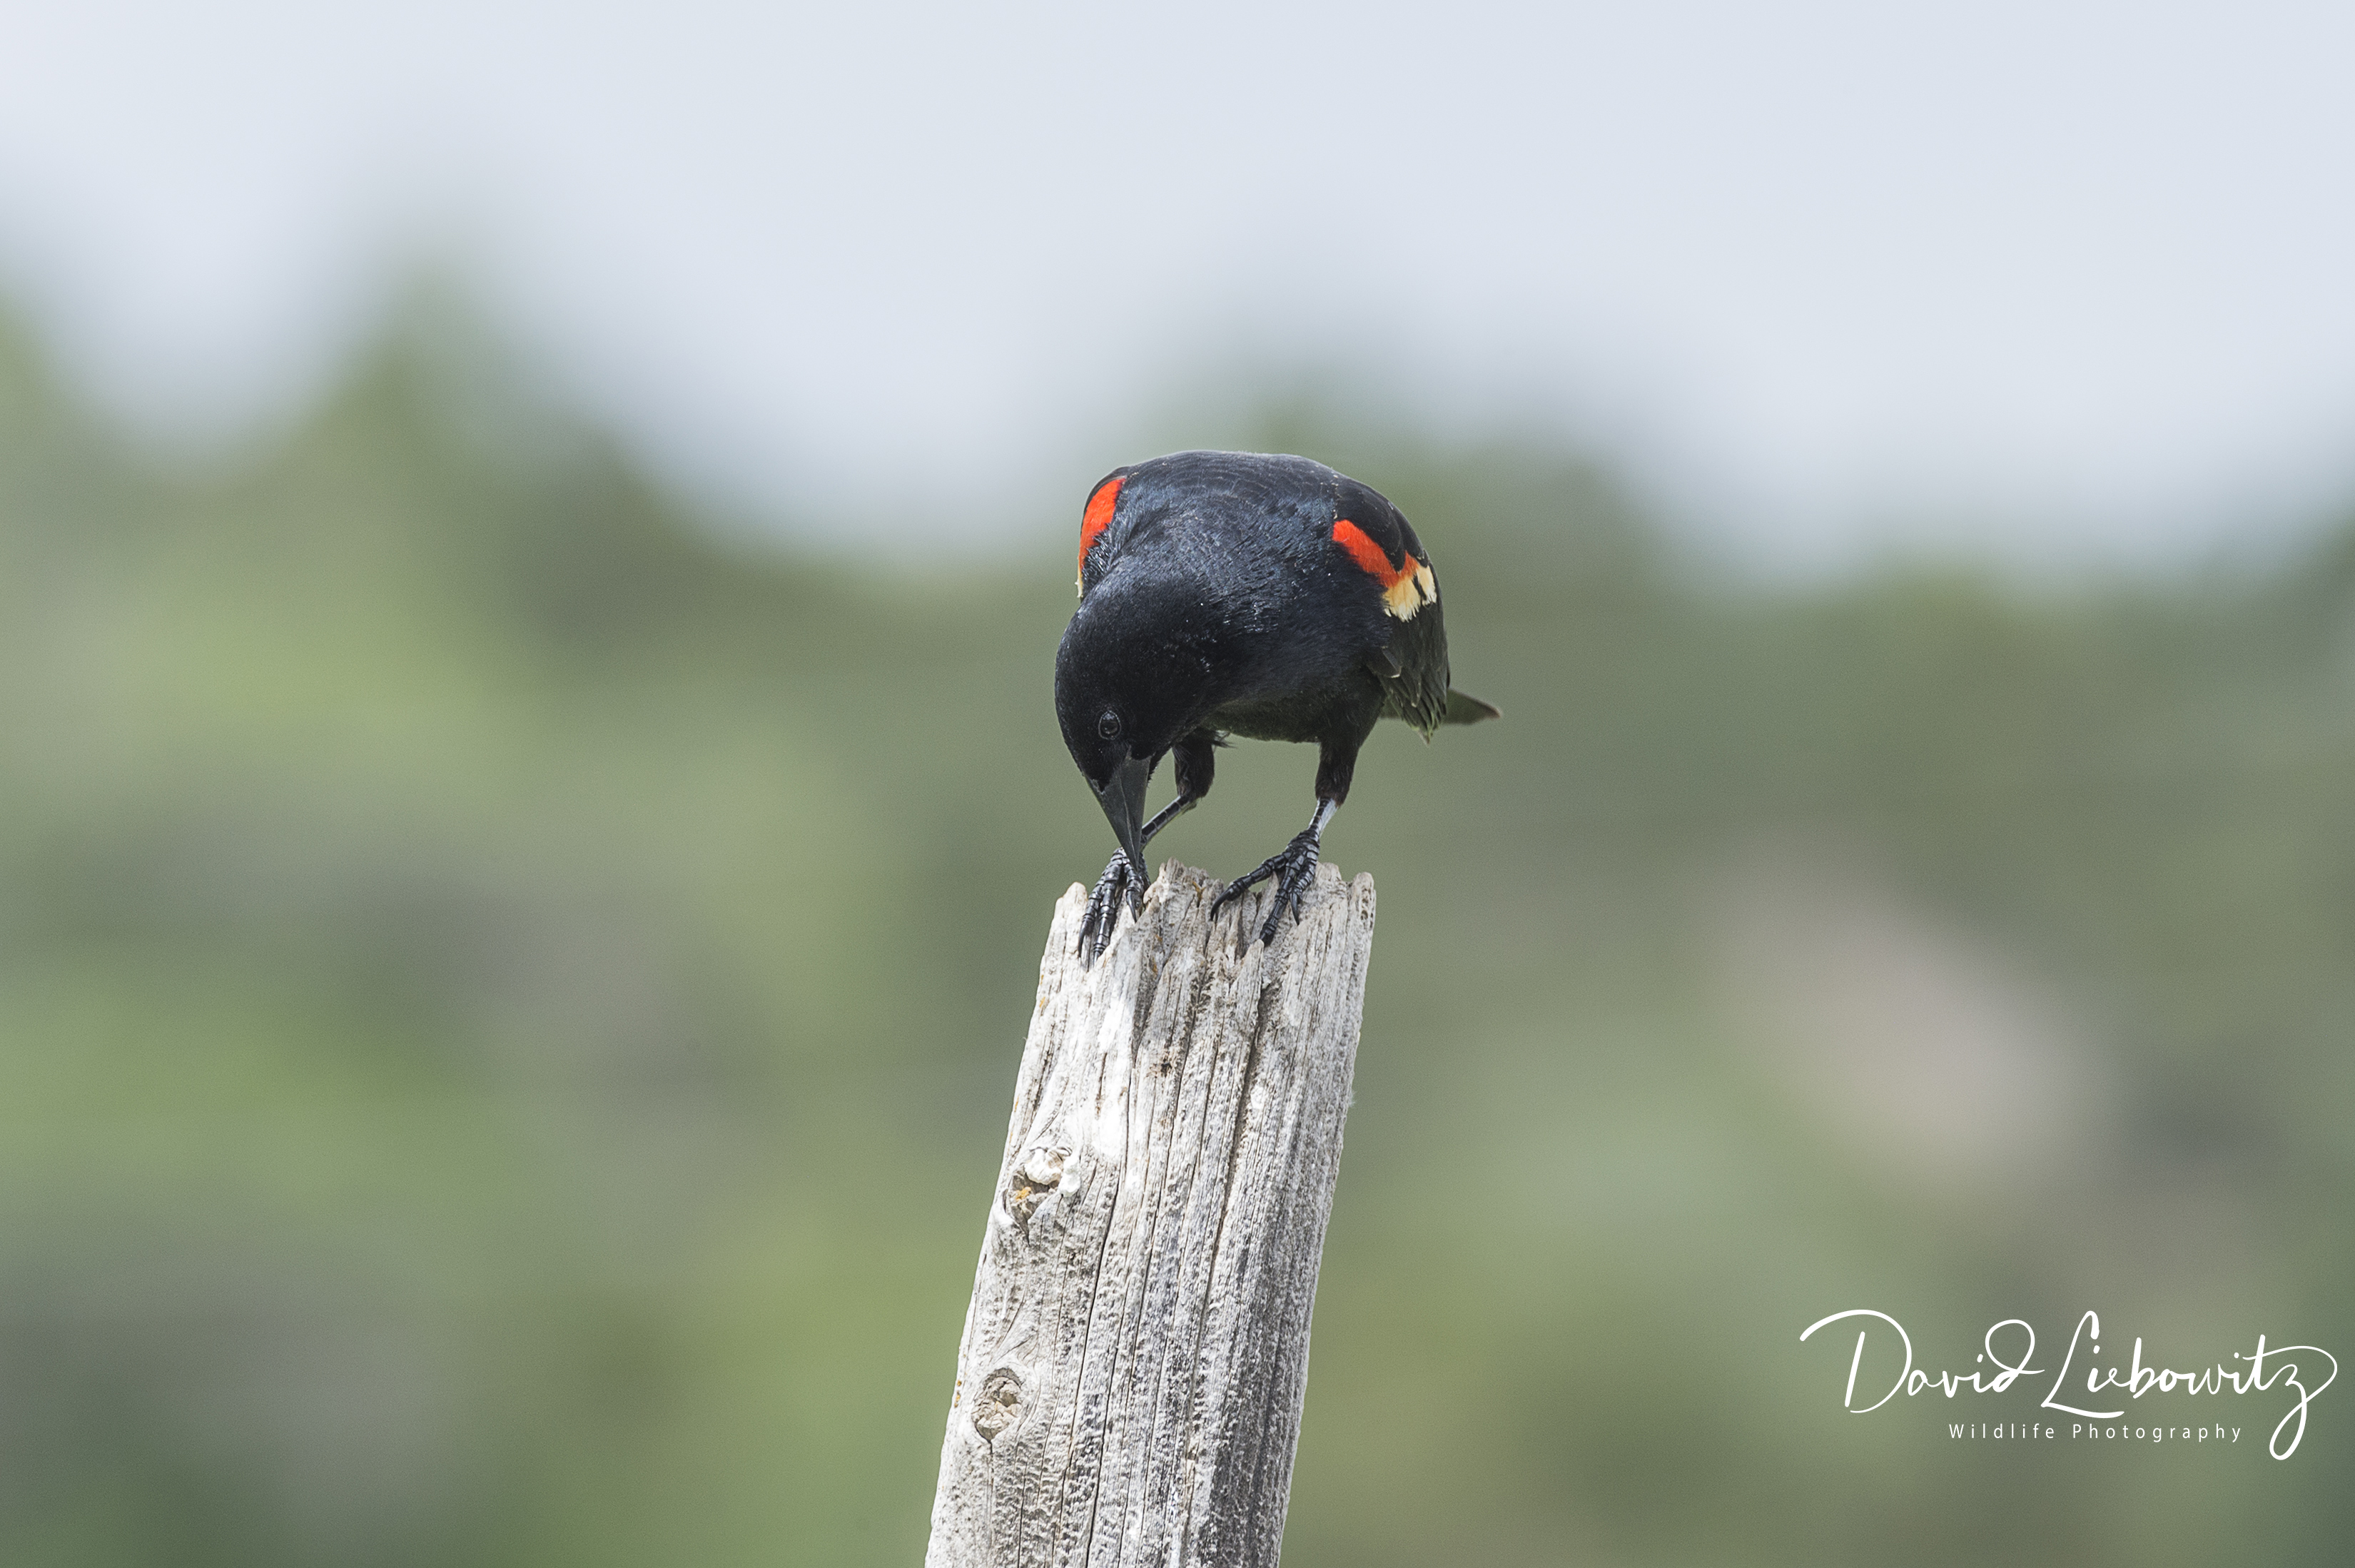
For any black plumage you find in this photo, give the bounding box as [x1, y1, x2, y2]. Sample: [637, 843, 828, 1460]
[1054, 450, 1497, 961]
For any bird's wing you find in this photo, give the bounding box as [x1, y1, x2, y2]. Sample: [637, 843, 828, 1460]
[1330, 480, 1451, 735]
[1369, 604, 1452, 735]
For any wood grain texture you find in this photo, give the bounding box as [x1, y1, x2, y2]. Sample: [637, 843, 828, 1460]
[926, 860, 1376, 1568]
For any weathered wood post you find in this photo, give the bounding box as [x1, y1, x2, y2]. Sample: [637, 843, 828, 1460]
[926, 861, 1375, 1568]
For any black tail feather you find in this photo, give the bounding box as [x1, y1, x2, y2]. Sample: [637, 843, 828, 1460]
[1443, 689, 1501, 724]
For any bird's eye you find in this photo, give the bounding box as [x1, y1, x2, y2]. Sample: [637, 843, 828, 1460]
[1097, 711, 1123, 741]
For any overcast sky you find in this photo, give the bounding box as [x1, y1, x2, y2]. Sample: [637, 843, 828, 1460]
[3, 0, 2351, 565]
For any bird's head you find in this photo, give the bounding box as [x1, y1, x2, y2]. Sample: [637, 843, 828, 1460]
[1053, 575, 1224, 882]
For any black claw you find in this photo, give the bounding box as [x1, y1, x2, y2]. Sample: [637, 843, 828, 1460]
[1210, 829, 1322, 951]
[1078, 851, 1147, 965]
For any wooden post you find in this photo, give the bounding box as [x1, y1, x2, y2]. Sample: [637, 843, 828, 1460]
[926, 860, 1376, 1568]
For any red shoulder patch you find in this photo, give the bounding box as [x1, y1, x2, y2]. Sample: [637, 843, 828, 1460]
[1078, 475, 1124, 588]
[1333, 517, 1437, 620]
[1332, 518, 1406, 584]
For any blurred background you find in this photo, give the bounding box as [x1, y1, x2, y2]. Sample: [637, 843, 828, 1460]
[4, 2, 2354, 1564]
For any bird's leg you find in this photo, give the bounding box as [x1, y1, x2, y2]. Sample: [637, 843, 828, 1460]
[1078, 790, 1197, 963]
[1210, 797, 1338, 949]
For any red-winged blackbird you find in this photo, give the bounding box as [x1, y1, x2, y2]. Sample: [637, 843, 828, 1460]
[1056, 450, 1498, 961]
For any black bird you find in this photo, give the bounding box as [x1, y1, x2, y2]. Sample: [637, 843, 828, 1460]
[1055, 450, 1498, 961]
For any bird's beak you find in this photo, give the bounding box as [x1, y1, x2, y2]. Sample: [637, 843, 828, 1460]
[1092, 755, 1154, 911]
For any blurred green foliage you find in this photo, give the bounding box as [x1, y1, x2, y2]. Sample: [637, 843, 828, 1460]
[1, 295, 2351, 1565]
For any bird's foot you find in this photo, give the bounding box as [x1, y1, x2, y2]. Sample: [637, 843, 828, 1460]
[1078, 851, 1148, 965]
[1210, 829, 1322, 949]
